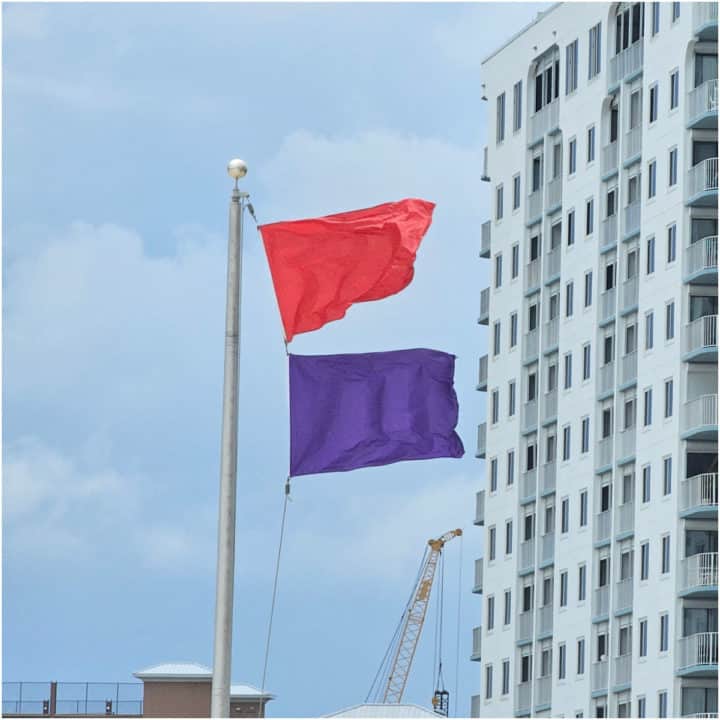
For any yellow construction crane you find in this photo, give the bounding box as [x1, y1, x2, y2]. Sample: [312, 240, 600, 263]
[379, 528, 462, 712]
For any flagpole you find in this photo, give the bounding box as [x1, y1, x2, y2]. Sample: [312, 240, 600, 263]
[211, 159, 248, 718]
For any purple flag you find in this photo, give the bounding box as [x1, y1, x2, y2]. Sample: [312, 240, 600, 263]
[289, 349, 464, 477]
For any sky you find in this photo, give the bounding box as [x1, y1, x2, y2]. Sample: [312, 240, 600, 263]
[3, 2, 548, 716]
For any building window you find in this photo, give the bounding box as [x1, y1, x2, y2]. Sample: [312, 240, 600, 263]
[659, 691, 668, 719]
[587, 125, 596, 163]
[493, 321, 501, 356]
[509, 311, 518, 348]
[560, 570, 568, 606]
[562, 425, 571, 461]
[533, 56, 559, 112]
[648, 160, 657, 198]
[578, 563, 587, 601]
[639, 619, 648, 656]
[495, 253, 503, 288]
[660, 613, 669, 652]
[490, 457, 498, 491]
[569, 138, 577, 174]
[566, 281, 574, 317]
[667, 224, 677, 262]
[504, 590, 511, 625]
[564, 353, 572, 389]
[649, 83, 658, 122]
[512, 244, 519, 278]
[670, 70, 679, 109]
[577, 638, 585, 675]
[642, 465, 651, 503]
[487, 595, 495, 631]
[513, 174, 521, 210]
[505, 519, 513, 554]
[496, 184, 504, 219]
[586, 198, 594, 235]
[661, 535, 670, 574]
[643, 387, 653, 426]
[638, 696, 646, 718]
[502, 659, 510, 695]
[645, 311, 654, 349]
[489, 526, 496, 561]
[561, 498, 569, 533]
[664, 379, 673, 418]
[651, 2, 660, 34]
[669, 148, 677, 186]
[641, 541, 650, 580]
[496, 93, 505, 143]
[588, 22, 601, 79]
[582, 344, 591, 380]
[492, 389, 499, 424]
[666, 301, 675, 340]
[508, 380, 516, 417]
[646, 236, 655, 274]
[581, 417, 590, 453]
[579, 489, 588, 525]
[583, 271, 592, 307]
[671, 2, 680, 21]
[485, 664, 493, 699]
[567, 209, 575, 246]
[566, 40, 578, 94]
[558, 643, 566, 679]
[513, 81, 522, 132]
[507, 449, 515, 485]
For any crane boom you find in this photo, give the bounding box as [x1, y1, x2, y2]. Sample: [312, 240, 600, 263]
[382, 528, 462, 705]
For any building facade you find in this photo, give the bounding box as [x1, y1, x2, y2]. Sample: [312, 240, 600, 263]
[471, 3, 717, 717]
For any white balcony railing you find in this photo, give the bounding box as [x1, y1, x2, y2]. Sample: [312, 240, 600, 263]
[596, 436, 613, 468]
[688, 158, 719, 201]
[684, 315, 718, 355]
[624, 201, 640, 237]
[538, 605, 553, 636]
[599, 361, 615, 395]
[479, 287, 489, 323]
[519, 539, 535, 572]
[477, 355, 488, 389]
[609, 41, 644, 87]
[528, 189, 543, 220]
[541, 461, 556, 494]
[521, 468, 537, 501]
[535, 676, 552, 707]
[601, 215, 618, 250]
[618, 427, 636, 460]
[480, 220, 491, 258]
[614, 654, 632, 686]
[475, 490, 485, 526]
[515, 682, 531, 715]
[600, 288, 616, 323]
[621, 352, 637, 386]
[541, 532, 555, 564]
[545, 246, 561, 281]
[688, 79, 718, 126]
[591, 660, 609, 692]
[523, 329, 540, 363]
[621, 276, 638, 311]
[681, 552, 718, 592]
[624, 127, 642, 162]
[593, 585, 610, 617]
[525, 259, 541, 292]
[543, 318, 559, 351]
[677, 632, 718, 671]
[594, 511, 611, 544]
[694, 1, 719, 31]
[474, 558, 484, 592]
[518, 611, 534, 642]
[681, 473, 718, 514]
[543, 390, 557, 422]
[476, 423, 487, 458]
[602, 141, 619, 176]
[615, 578, 633, 611]
[470, 695, 481, 718]
[529, 100, 559, 145]
[615, 502, 634, 536]
[522, 400, 538, 432]
[546, 177, 562, 209]
[686, 236, 718, 277]
[471, 626, 482, 660]
[683, 394, 718, 435]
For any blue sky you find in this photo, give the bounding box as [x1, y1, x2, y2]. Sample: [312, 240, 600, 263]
[3, 3, 548, 716]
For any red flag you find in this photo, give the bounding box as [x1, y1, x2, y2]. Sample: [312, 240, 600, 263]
[259, 198, 435, 342]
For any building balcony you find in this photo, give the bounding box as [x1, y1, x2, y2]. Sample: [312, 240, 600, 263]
[477, 354, 488, 391]
[598, 361, 615, 397]
[542, 390, 557, 424]
[680, 552, 718, 597]
[681, 394, 718, 440]
[593, 585, 610, 619]
[615, 501, 634, 538]
[518, 611, 533, 644]
[594, 510, 611, 546]
[602, 141, 619, 178]
[621, 276, 638, 314]
[685, 236, 718, 284]
[525, 258, 541, 294]
[620, 352, 637, 388]
[543, 318, 559, 354]
[544, 246, 561, 284]
[617, 427, 636, 464]
[529, 100, 559, 147]
[682, 715, 720, 719]
[480, 220, 491, 258]
[694, 1, 718, 40]
[470, 626, 482, 661]
[623, 128, 642, 166]
[515, 681, 531, 716]
[596, 436, 613, 471]
[527, 190, 543, 225]
[478, 287, 489, 325]
[677, 632, 718, 677]
[521, 469, 537, 505]
[614, 578, 633, 614]
[546, 177, 562, 213]
[683, 315, 718, 362]
[600, 288, 616, 325]
[475, 490, 485, 526]
[608, 40, 643, 89]
[541, 461, 556, 495]
[476, 423, 486, 459]
[540, 532, 554, 566]
[613, 654, 632, 688]
[601, 215, 618, 252]
[535, 676, 552, 710]
[519, 539, 535, 574]
[687, 158, 718, 207]
[623, 202, 640, 239]
[470, 694, 481, 718]
[538, 604, 553, 637]
[522, 329, 539, 365]
[473, 558, 484, 594]
[680, 473, 718, 518]
[522, 400, 537, 434]
[591, 660, 609, 693]
[688, 79, 718, 129]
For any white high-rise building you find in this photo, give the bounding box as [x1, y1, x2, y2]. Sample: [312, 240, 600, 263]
[470, 3, 717, 718]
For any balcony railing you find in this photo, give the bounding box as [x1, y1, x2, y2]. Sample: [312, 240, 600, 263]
[688, 158, 719, 203]
[519, 539, 535, 572]
[522, 400, 538, 433]
[528, 189, 543, 221]
[515, 682, 531, 715]
[480, 220, 491, 258]
[470, 694, 481, 718]
[523, 329, 539, 363]
[541, 461, 556, 495]
[546, 177, 562, 210]
[529, 100, 559, 145]
[479, 287, 489, 324]
[473, 558, 484, 593]
[688, 79, 718, 127]
[535, 676, 552, 707]
[681, 552, 718, 593]
[613, 654, 632, 686]
[600, 288, 616, 323]
[599, 361, 615, 396]
[543, 318, 559, 352]
[477, 354, 488, 391]
[694, 1, 719, 35]
[545, 246, 561, 281]
[538, 605, 553, 636]
[621, 276, 638, 311]
[621, 352, 637, 387]
[541, 532, 555, 564]
[591, 660, 609, 692]
[601, 215, 618, 251]
[476, 423, 487, 458]
[542, 390, 557, 423]
[617, 427, 636, 461]
[614, 578, 633, 612]
[602, 141, 619, 176]
[681, 473, 718, 515]
[624, 128, 642, 163]
[593, 585, 610, 617]
[596, 436, 613, 468]
[684, 315, 718, 356]
[686, 236, 718, 278]
[518, 611, 533, 643]
[609, 40, 644, 87]
[624, 201, 640, 237]
[521, 468, 537, 502]
[615, 502, 634, 536]
[677, 632, 718, 672]
[594, 510, 611, 544]
[471, 626, 482, 661]
[525, 259, 541, 292]
[475, 490, 485, 526]
[682, 394, 718, 437]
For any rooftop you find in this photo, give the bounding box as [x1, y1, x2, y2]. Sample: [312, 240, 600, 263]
[325, 704, 440, 718]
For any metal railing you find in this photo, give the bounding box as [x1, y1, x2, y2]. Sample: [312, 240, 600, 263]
[538, 605, 553, 636]
[618, 427, 636, 460]
[624, 128, 642, 163]
[688, 158, 719, 201]
[615, 502, 634, 536]
[602, 141, 619, 176]
[596, 436, 613, 468]
[681, 552, 718, 592]
[541, 462, 556, 494]
[614, 578, 633, 612]
[621, 276, 638, 311]
[621, 352, 637, 386]
[591, 660, 609, 692]
[677, 632, 718, 671]
[480, 220, 491, 258]
[521, 468, 537, 501]
[686, 236, 718, 277]
[522, 399, 538, 433]
[599, 361, 615, 395]
[542, 390, 557, 422]
[624, 202, 640, 237]
[525, 258, 541, 292]
[601, 215, 618, 250]
[515, 682, 531, 715]
[529, 100, 559, 145]
[609, 41, 643, 87]
[475, 490, 485, 525]
[593, 585, 610, 617]
[471, 626, 482, 660]
[519, 539, 535, 572]
[680, 473, 718, 514]
[541, 532, 555, 564]
[694, 2, 719, 32]
[528, 189, 543, 220]
[684, 315, 717, 355]
[476, 423, 487, 458]
[477, 354, 488, 390]
[594, 510, 611, 544]
[682, 394, 718, 435]
[518, 611, 534, 642]
[613, 654, 632, 686]
[543, 318, 559, 352]
[546, 177, 562, 210]
[523, 329, 539, 363]
[688, 79, 718, 126]
[545, 246, 561, 281]
[474, 558, 484, 593]
[470, 694, 481, 718]
[600, 288, 616, 323]
[479, 287, 490, 324]
[535, 676, 552, 707]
